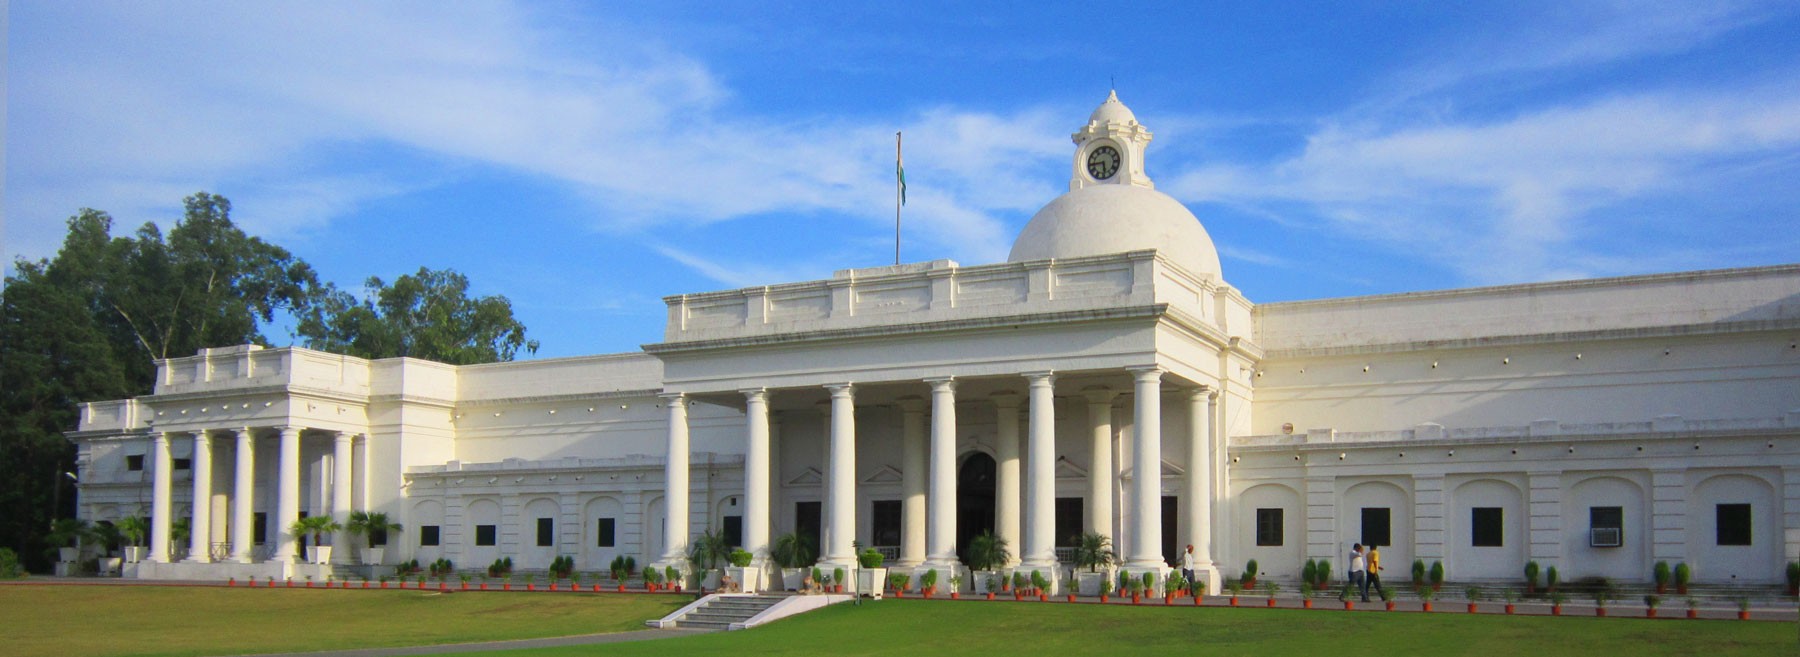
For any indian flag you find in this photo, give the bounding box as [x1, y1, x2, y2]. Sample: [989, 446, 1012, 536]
[896, 132, 907, 206]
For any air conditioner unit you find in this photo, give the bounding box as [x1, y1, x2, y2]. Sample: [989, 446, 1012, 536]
[1590, 527, 1622, 547]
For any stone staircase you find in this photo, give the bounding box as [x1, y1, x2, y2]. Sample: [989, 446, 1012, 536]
[670, 594, 792, 630]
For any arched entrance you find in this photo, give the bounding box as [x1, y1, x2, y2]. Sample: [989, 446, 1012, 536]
[956, 452, 997, 565]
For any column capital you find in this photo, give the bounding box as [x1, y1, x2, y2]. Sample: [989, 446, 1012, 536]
[1023, 371, 1056, 386]
[739, 387, 768, 403]
[989, 391, 1020, 409]
[896, 395, 927, 413]
[1082, 386, 1118, 404]
[333, 430, 353, 444]
[1185, 385, 1212, 401]
[824, 382, 855, 398]
[233, 427, 256, 439]
[1127, 365, 1165, 382]
[924, 376, 957, 392]
[154, 431, 174, 444]
[277, 425, 303, 436]
[658, 391, 687, 404]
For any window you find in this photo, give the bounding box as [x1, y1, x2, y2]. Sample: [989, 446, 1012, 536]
[172, 458, 192, 471]
[870, 500, 901, 547]
[475, 524, 497, 546]
[596, 518, 616, 548]
[126, 455, 145, 471]
[723, 516, 743, 548]
[420, 525, 440, 547]
[536, 518, 554, 547]
[1361, 507, 1391, 547]
[1590, 506, 1623, 547]
[1717, 504, 1752, 546]
[1471, 507, 1504, 547]
[253, 512, 267, 544]
[1255, 508, 1284, 547]
[1055, 498, 1084, 547]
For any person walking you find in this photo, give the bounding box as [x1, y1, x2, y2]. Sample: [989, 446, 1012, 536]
[1349, 543, 1369, 602]
[1181, 544, 1199, 591]
[1366, 544, 1386, 599]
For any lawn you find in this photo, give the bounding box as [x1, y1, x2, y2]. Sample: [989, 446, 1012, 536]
[499, 598, 1796, 657]
[0, 584, 685, 657]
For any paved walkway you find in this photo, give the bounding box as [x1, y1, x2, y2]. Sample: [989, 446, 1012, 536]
[239, 628, 714, 657]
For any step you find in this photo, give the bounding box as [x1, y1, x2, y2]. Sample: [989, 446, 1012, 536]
[673, 620, 732, 630]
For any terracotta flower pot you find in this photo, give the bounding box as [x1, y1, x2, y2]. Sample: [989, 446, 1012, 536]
[1687, 609, 1698, 619]
[987, 592, 995, 600]
[1266, 598, 1276, 607]
[363, 581, 370, 589]
[1505, 604, 1515, 614]
[380, 581, 388, 589]
[1068, 594, 1076, 602]
[1038, 593, 1047, 602]
[1344, 601, 1355, 610]
[1100, 594, 1110, 603]
[952, 592, 961, 600]
[479, 583, 487, 590]
[1738, 611, 1751, 620]
[1302, 599, 1313, 609]
[1014, 591, 1022, 600]
[1595, 608, 1606, 617]
[504, 583, 512, 591]
[1551, 605, 1562, 616]
[1165, 595, 1175, 605]
[1132, 594, 1141, 605]
[1386, 601, 1397, 611]
[1646, 608, 1657, 618]
[1468, 603, 1478, 614]
[1421, 602, 1433, 612]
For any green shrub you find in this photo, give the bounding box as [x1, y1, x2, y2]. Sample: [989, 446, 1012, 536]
[1786, 561, 1800, 589]
[1411, 559, 1426, 584]
[1428, 561, 1445, 585]
[1546, 565, 1560, 591]
[1672, 562, 1689, 588]
[921, 568, 939, 589]
[1242, 559, 1259, 584]
[1524, 561, 1540, 588]
[729, 548, 755, 568]
[1653, 561, 1671, 587]
[1302, 559, 1318, 588]
[857, 548, 883, 568]
[0, 548, 24, 580]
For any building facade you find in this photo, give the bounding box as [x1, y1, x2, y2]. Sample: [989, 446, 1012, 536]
[69, 94, 1800, 591]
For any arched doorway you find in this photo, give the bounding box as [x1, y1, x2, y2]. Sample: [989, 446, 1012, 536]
[956, 452, 997, 565]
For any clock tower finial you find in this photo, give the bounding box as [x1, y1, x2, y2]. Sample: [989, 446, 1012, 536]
[1070, 91, 1153, 191]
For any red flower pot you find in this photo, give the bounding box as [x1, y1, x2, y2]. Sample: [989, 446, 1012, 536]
[1646, 609, 1657, 618]
[504, 584, 512, 591]
[461, 582, 469, 590]
[1266, 598, 1276, 607]
[1422, 602, 1433, 612]
[1014, 591, 1022, 600]
[1038, 593, 1047, 602]
[479, 583, 487, 590]
[362, 581, 370, 589]
[1687, 609, 1698, 619]
[228, 579, 236, 587]
[1131, 594, 1141, 605]
[1194, 595, 1203, 606]
[617, 585, 625, 592]
[1344, 601, 1355, 610]
[1228, 597, 1237, 607]
[1505, 604, 1515, 615]
[380, 581, 388, 589]
[549, 583, 558, 591]
[951, 592, 961, 600]
[1067, 594, 1076, 603]
[1165, 595, 1175, 605]
[1595, 608, 1606, 617]
[986, 592, 995, 600]
[1302, 599, 1313, 609]
[1551, 605, 1562, 616]
[1468, 603, 1478, 614]
[1386, 601, 1397, 611]
[1738, 611, 1751, 620]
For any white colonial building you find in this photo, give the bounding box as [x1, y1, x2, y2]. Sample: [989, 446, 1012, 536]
[69, 93, 1800, 592]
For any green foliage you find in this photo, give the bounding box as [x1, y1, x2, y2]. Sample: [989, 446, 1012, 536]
[1653, 561, 1671, 585]
[686, 530, 732, 571]
[1411, 559, 1427, 582]
[1030, 570, 1048, 594]
[1165, 572, 1186, 595]
[888, 572, 909, 591]
[609, 555, 630, 581]
[1428, 560, 1445, 585]
[1225, 579, 1243, 596]
[856, 548, 883, 568]
[288, 515, 341, 545]
[0, 548, 25, 579]
[1463, 586, 1482, 602]
[430, 558, 456, 577]
[1546, 565, 1560, 590]
[1419, 586, 1437, 602]
[1263, 580, 1279, 598]
[1643, 594, 1661, 609]
[832, 567, 846, 586]
[643, 568, 661, 585]
[1014, 572, 1028, 590]
[966, 531, 1009, 571]
[1243, 559, 1259, 584]
[346, 511, 402, 548]
[46, 518, 94, 549]
[1787, 561, 1800, 587]
[1672, 562, 1689, 586]
[487, 557, 514, 578]
[296, 267, 537, 365]
[1524, 560, 1540, 587]
[549, 555, 574, 578]
[1315, 559, 1332, 588]
[811, 566, 824, 584]
[664, 566, 678, 586]
[770, 532, 816, 569]
[922, 568, 939, 589]
[729, 548, 755, 568]
[1379, 586, 1396, 602]
[1072, 532, 1114, 573]
[1302, 559, 1318, 587]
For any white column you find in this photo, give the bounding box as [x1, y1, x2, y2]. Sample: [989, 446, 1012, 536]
[824, 383, 857, 567]
[1186, 387, 1220, 593]
[231, 428, 256, 563]
[742, 388, 771, 567]
[897, 396, 927, 567]
[150, 431, 174, 563]
[659, 392, 690, 566]
[1126, 367, 1165, 570]
[1083, 388, 1117, 543]
[1022, 372, 1058, 568]
[992, 393, 1022, 567]
[331, 431, 354, 564]
[186, 431, 214, 563]
[925, 377, 960, 569]
[275, 426, 301, 563]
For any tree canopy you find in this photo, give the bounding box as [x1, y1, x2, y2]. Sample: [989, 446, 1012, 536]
[0, 192, 538, 571]
[297, 267, 539, 364]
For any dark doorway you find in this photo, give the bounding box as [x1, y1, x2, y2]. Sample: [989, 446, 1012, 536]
[723, 515, 743, 548]
[871, 500, 901, 547]
[795, 501, 822, 561]
[955, 452, 997, 564]
[1055, 498, 1084, 547]
[1162, 496, 1178, 566]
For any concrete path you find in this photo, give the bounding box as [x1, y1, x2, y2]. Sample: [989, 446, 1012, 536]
[237, 628, 714, 657]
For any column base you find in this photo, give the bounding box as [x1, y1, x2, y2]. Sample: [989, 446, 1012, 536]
[1121, 564, 1170, 594]
[1013, 564, 1064, 595]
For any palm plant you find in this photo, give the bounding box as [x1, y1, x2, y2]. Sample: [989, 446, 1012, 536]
[290, 515, 342, 551]
[118, 516, 150, 548]
[769, 532, 816, 569]
[687, 529, 733, 571]
[1072, 531, 1115, 572]
[346, 511, 402, 548]
[966, 531, 1009, 571]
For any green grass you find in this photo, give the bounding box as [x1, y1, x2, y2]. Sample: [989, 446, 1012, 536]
[501, 599, 1796, 657]
[0, 584, 684, 657]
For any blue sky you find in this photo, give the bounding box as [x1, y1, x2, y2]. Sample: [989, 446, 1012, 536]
[8, 2, 1800, 359]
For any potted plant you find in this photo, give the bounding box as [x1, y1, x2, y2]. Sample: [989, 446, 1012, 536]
[1242, 559, 1259, 589]
[1302, 559, 1318, 593]
[609, 555, 630, 591]
[1338, 584, 1353, 610]
[1263, 580, 1279, 607]
[920, 568, 938, 598]
[1033, 570, 1051, 601]
[889, 572, 910, 597]
[855, 548, 886, 598]
[1644, 594, 1662, 618]
[1684, 596, 1699, 619]
[346, 511, 401, 565]
[966, 531, 1010, 594]
[1380, 586, 1397, 611]
[1523, 561, 1540, 594]
[1502, 588, 1519, 614]
[643, 567, 661, 591]
[1301, 581, 1315, 609]
[771, 533, 815, 592]
[1736, 597, 1751, 621]
[985, 573, 999, 600]
[1545, 565, 1560, 593]
[289, 516, 342, 564]
[686, 530, 731, 590]
[832, 567, 847, 594]
[47, 518, 94, 564]
[118, 516, 150, 563]
[1013, 572, 1028, 599]
[1788, 561, 1800, 596]
[1225, 579, 1242, 606]
[949, 574, 963, 600]
[1593, 587, 1612, 616]
[666, 565, 682, 592]
[1165, 571, 1186, 605]
[1418, 584, 1436, 612]
[1464, 586, 1482, 613]
[1128, 576, 1144, 605]
[1672, 562, 1689, 595]
[1411, 559, 1427, 593]
[1069, 533, 1115, 597]
[726, 547, 763, 593]
[1549, 591, 1568, 616]
[1428, 561, 1444, 592]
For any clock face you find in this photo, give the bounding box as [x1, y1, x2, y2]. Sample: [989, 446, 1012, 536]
[1087, 145, 1121, 180]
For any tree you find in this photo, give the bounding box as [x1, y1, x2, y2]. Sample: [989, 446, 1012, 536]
[297, 267, 538, 365]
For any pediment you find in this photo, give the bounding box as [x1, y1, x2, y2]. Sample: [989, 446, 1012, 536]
[786, 467, 824, 486]
[1054, 457, 1089, 480]
[862, 465, 904, 485]
[1120, 459, 1185, 480]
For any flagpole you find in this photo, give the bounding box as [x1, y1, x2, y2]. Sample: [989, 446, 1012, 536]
[895, 131, 903, 266]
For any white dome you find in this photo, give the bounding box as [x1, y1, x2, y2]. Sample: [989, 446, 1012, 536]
[1089, 90, 1137, 125]
[1008, 184, 1223, 279]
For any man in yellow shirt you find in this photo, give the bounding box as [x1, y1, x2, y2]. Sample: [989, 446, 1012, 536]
[1367, 545, 1386, 598]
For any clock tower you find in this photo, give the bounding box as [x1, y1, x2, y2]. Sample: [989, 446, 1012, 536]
[1070, 90, 1154, 191]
